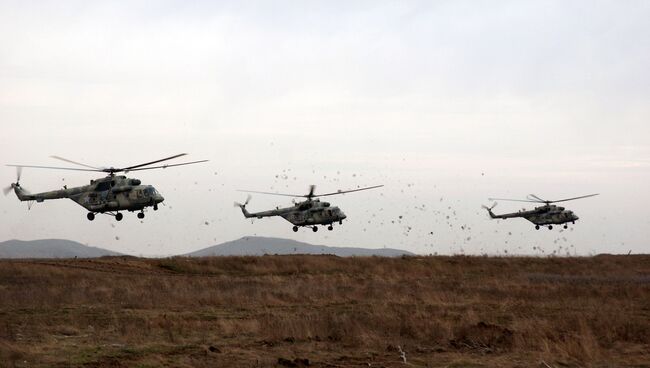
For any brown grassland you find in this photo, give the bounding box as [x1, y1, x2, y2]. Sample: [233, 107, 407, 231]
[0, 255, 648, 367]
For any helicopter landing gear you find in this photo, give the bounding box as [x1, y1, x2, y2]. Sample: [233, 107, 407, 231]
[312, 226, 318, 232]
[535, 225, 540, 230]
[339, 220, 343, 225]
[153, 204, 158, 211]
[548, 225, 553, 230]
[87, 213, 95, 221]
[115, 213, 123, 221]
[292, 226, 299, 232]
[137, 212, 145, 219]
[563, 224, 568, 229]
[327, 225, 333, 231]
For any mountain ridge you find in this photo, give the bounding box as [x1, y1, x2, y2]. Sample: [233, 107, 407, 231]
[185, 236, 414, 257]
[0, 237, 414, 258]
[0, 239, 122, 259]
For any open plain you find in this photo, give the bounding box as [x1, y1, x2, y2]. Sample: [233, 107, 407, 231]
[0, 255, 648, 367]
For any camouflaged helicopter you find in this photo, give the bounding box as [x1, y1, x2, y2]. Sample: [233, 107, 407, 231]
[235, 184, 383, 232]
[4, 154, 207, 221]
[482, 193, 599, 230]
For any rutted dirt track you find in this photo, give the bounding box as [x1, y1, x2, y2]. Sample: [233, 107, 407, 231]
[0, 255, 648, 367]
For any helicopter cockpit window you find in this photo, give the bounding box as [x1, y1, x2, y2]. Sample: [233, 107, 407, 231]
[95, 182, 111, 191]
[143, 187, 155, 197]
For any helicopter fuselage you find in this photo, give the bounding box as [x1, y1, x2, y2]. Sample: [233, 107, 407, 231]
[239, 199, 347, 230]
[487, 204, 579, 229]
[12, 175, 164, 215]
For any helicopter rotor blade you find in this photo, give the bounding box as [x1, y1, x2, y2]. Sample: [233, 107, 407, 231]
[487, 197, 543, 203]
[315, 185, 385, 197]
[238, 184, 384, 199]
[124, 160, 209, 172]
[50, 156, 101, 170]
[527, 194, 547, 202]
[117, 153, 188, 172]
[237, 189, 306, 198]
[547, 194, 599, 203]
[4, 166, 23, 196]
[6, 164, 101, 172]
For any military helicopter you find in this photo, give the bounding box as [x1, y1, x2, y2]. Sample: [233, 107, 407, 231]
[482, 193, 599, 230]
[4, 154, 207, 221]
[235, 184, 384, 232]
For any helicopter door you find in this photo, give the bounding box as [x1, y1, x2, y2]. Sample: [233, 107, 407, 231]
[87, 192, 100, 205]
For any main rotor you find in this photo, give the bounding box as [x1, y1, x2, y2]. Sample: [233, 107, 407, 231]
[238, 184, 384, 201]
[488, 193, 599, 205]
[7, 153, 208, 177]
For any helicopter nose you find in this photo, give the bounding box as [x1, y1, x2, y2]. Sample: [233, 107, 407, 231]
[156, 194, 164, 203]
[340, 212, 347, 220]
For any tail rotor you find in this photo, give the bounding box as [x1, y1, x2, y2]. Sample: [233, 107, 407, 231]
[481, 202, 498, 211]
[481, 202, 498, 218]
[3, 166, 23, 196]
[234, 194, 252, 209]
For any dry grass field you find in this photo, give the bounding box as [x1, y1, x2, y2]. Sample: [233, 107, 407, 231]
[0, 255, 648, 367]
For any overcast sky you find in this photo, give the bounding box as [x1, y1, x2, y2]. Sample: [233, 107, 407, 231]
[1, 1, 649, 256]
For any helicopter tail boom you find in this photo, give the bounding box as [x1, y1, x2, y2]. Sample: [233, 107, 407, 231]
[482, 203, 506, 219]
[234, 195, 257, 218]
[236, 204, 254, 218]
[13, 186, 71, 202]
[12, 184, 34, 201]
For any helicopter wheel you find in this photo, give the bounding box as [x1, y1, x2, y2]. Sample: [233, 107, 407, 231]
[153, 204, 158, 211]
[312, 226, 318, 232]
[292, 226, 299, 232]
[535, 225, 540, 230]
[563, 224, 568, 229]
[327, 225, 333, 231]
[548, 225, 553, 230]
[87, 213, 95, 221]
[137, 212, 145, 219]
[339, 220, 343, 225]
[115, 213, 123, 221]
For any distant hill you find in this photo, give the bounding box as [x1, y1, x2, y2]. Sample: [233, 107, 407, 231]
[185, 236, 414, 257]
[0, 239, 121, 259]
